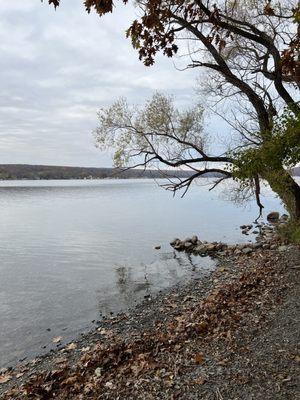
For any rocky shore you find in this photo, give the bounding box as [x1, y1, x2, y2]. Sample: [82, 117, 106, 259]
[0, 214, 299, 399]
[170, 213, 290, 257]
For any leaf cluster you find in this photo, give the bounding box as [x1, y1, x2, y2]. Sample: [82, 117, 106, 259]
[232, 110, 300, 181]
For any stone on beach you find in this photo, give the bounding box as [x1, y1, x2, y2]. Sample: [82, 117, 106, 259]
[267, 211, 280, 222]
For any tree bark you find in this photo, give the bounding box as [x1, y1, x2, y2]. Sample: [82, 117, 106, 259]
[263, 168, 300, 222]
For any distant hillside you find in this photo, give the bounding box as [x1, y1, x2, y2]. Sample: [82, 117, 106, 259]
[0, 164, 223, 181]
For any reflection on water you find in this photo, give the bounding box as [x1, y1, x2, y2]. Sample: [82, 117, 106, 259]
[0, 178, 286, 367]
[96, 252, 215, 316]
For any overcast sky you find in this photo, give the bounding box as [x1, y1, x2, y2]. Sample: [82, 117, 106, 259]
[0, 0, 203, 167]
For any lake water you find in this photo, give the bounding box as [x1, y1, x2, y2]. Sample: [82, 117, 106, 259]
[0, 178, 287, 367]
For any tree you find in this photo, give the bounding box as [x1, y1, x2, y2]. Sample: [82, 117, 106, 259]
[47, 0, 300, 222]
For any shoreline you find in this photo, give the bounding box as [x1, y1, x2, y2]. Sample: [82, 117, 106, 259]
[1, 233, 299, 399]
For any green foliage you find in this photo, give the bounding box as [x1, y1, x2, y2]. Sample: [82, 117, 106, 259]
[231, 110, 300, 181]
[277, 220, 300, 245]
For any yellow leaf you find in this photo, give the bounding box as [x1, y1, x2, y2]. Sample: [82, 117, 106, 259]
[52, 336, 63, 343]
[66, 342, 77, 351]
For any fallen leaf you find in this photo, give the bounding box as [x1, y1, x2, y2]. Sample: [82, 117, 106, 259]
[55, 357, 68, 365]
[0, 375, 12, 384]
[194, 353, 205, 365]
[194, 377, 206, 385]
[52, 336, 63, 343]
[62, 376, 78, 385]
[66, 342, 77, 351]
[198, 321, 208, 334]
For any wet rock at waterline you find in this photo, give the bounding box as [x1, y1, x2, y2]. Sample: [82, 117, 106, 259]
[267, 211, 280, 222]
[171, 213, 290, 258]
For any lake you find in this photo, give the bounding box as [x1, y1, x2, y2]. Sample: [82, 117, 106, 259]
[0, 178, 286, 367]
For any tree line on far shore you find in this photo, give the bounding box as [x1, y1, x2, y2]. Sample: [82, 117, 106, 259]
[0, 164, 220, 180]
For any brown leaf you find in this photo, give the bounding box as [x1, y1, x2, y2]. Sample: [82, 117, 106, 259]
[198, 321, 209, 334]
[194, 377, 206, 385]
[62, 376, 78, 386]
[194, 353, 205, 365]
[0, 375, 12, 384]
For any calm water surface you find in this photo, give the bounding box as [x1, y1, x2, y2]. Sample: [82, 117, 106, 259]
[0, 178, 286, 366]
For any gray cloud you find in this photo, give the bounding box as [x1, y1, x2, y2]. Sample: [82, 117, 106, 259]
[0, 0, 199, 167]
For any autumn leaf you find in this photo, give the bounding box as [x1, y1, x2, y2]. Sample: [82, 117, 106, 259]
[52, 336, 63, 343]
[65, 342, 77, 351]
[0, 375, 12, 384]
[194, 353, 205, 364]
[194, 377, 206, 385]
[294, 355, 300, 363]
[62, 376, 78, 386]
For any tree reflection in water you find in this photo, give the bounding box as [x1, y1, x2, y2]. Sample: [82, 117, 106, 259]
[96, 252, 215, 317]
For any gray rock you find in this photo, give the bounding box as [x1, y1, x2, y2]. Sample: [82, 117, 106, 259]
[262, 226, 273, 231]
[207, 243, 216, 251]
[170, 238, 180, 246]
[184, 241, 193, 249]
[174, 244, 183, 251]
[194, 245, 207, 254]
[191, 235, 198, 244]
[278, 245, 288, 252]
[280, 214, 289, 221]
[242, 247, 253, 254]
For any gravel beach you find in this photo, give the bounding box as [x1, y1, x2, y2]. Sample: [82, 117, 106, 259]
[1, 237, 299, 399]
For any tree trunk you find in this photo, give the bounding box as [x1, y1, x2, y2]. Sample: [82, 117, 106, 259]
[263, 167, 300, 222]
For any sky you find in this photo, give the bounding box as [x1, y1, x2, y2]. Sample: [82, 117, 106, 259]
[0, 0, 202, 167]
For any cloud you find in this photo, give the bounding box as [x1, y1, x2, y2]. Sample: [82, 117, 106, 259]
[0, 0, 198, 167]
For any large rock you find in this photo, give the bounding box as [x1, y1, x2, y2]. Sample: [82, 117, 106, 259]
[206, 243, 217, 252]
[267, 212, 280, 222]
[191, 235, 198, 244]
[242, 247, 253, 254]
[194, 244, 207, 254]
[170, 238, 180, 247]
[184, 241, 194, 249]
